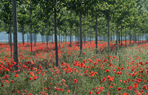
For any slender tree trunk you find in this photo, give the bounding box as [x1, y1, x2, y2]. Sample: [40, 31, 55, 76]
[34, 28, 36, 46]
[46, 35, 48, 49]
[125, 30, 126, 47]
[107, 18, 110, 54]
[95, 15, 98, 54]
[61, 31, 62, 43]
[130, 28, 131, 46]
[80, 9, 82, 54]
[90, 31, 91, 44]
[111, 32, 112, 41]
[138, 32, 140, 44]
[115, 23, 118, 55]
[59, 27, 61, 47]
[30, 0, 32, 55]
[9, 24, 12, 57]
[70, 27, 72, 47]
[121, 26, 122, 47]
[135, 29, 136, 44]
[30, 32, 32, 54]
[13, 0, 18, 70]
[118, 32, 120, 45]
[8, 33, 10, 45]
[52, 31, 53, 43]
[54, 8, 58, 67]
[77, 26, 78, 41]
[22, 24, 24, 46]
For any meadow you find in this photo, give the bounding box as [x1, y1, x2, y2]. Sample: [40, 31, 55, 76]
[0, 40, 148, 95]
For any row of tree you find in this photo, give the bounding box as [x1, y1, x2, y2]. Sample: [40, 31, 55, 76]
[0, 0, 148, 69]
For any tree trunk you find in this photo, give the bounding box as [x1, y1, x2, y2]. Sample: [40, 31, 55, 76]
[130, 28, 131, 46]
[95, 15, 98, 54]
[125, 30, 126, 47]
[118, 32, 120, 45]
[121, 26, 122, 47]
[59, 27, 60, 47]
[70, 27, 72, 47]
[30, 32, 32, 54]
[54, 8, 58, 67]
[135, 29, 136, 44]
[13, 0, 18, 70]
[80, 10, 82, 54]
[22, 24, 24, 46]
[46, 25, 49, 49]
[52, 30, 53, 43]
[107, 18, 110, 54]
[34, 28, 36, 46]
[90, 31, 91, 44]
[30, 0, 32, 55]
[77, 26, 78, 41]
[9, 24, 12, 57]
[8, 32, 10, 45]
[27, 33, 29, 44]
[115, 23, 118, 55]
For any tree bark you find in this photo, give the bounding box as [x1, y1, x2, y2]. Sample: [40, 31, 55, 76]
[22, 24, 24, 46]
[13, 0, 18, 70]
[125, 30, 126, 47]
[107, 18, 110, 54]
[9, 24, 12, 57]
[135, 29, 136, 44]
[34, 28, 36, 46]
[130, 28, 131, 46]
[121, 26, 122, 47]
[54, 8, 58, 67]
[95, 15, 98, 54]
[80, 9, 82, 54]
[115, 23, 118, 55]
[30, 0, 32, 55]
[46, 25, 49, 49]
[70, 27, 72, 47]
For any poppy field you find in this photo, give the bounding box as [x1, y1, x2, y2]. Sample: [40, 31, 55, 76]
[0, 40, 148, 95]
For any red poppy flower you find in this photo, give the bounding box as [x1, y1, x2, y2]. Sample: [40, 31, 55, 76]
[89, 91, 93, 94]
[117, 87, 122, 91]
[15, 73, 18, 77]
[74, 79, 77, 83]
[105, 69, 110, 73]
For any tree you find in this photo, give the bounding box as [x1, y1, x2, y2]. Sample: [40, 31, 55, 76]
[13, 0, 18, 70]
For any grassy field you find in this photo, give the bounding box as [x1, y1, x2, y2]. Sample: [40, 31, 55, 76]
[0, 41, 148, 95]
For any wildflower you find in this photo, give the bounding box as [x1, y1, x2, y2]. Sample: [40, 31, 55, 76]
[24, 90, 27, 93]
[67, 90, 70, 93]
[62, 79, 65, 82]
[142, 85, 147, 90]
[89, 91, 93, 94]
[127, 86, 132, 90]
[17, 90, 20, 93]
[108, 55, 111, 58]
[11, 80, 14, 84]
[117, 87, 122, 91]
[83, 52, 86, 54]
[42, 72, 45, 76]
[5, 80, 9, 83]
[5, 74, 9, 78]
[15, 73, 18, 77]
[96, 91, 99, 94]
[105, 69, 110, 73]
[133, 83, 138, 88]
[74, 79, 77, 83]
